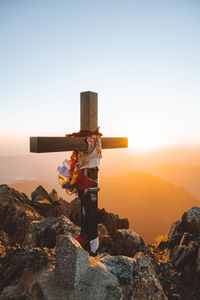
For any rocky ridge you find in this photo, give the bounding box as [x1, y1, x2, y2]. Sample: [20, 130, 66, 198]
[0, 184, 200, 299]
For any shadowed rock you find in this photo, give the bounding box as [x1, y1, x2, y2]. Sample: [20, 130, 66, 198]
[31, 185, 49, 202]
[24, 216, 80, 249]
[0, 184, 42, 245]
[0, 247, 55, 295]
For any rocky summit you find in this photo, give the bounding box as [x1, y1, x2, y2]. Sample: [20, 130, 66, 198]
[0, 184, 200, 299]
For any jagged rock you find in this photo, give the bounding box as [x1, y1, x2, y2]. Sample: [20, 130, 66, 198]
[131, 252, 168, 300]
[180, 207, 200, 236]
[168, 220, 181, 239]
[174, 241, 198, 270]
[31, 186, 71, 219]
[100, 255, 134, 285]
[2, 184, 200, 299]
[33, 198, 52, 217]
[49, 189, 58, 202]
[0, 184, 42, 245]
[55, 235, 90, 289]
[169, 234, 182, 256]
[97, 208, 129, 235]
[46, 198, 71, 218]
[100, 253, 167, 299]
[31, 185, 49, 202]
[112, 229, 145, 257]
[179, 232, 194, 246]
[0, 247, 55, 295]
[24, 215, 80, 248]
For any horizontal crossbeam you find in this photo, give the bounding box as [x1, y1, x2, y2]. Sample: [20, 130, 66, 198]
[30, 136, 128, 153]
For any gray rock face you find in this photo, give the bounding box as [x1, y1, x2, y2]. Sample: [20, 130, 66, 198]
[131, 252, 168, 300]
[55, 235, 90, 289]
[100, 255, 133, 285]
[112, 229, 145, 257]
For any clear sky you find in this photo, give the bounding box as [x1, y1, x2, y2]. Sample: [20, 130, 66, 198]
[0, 0, 200, 155]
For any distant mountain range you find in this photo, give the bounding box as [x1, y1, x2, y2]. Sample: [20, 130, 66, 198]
[1, 149, 200, 242]
[147, 163, 200, 200]
[99, 173, 199, 242]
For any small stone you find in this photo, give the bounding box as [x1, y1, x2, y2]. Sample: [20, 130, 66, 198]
[55, 235, 90, 289]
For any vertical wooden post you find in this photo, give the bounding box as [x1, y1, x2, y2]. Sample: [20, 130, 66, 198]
[80, 91, 98, 132]
[79, 91, 99, 255]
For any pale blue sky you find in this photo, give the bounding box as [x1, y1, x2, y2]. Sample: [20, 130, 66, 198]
[0, 0, 200, 154]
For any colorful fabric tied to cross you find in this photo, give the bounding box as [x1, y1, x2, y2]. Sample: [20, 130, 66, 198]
[58, 131, 102, 255]
[57, 135, 102, 194]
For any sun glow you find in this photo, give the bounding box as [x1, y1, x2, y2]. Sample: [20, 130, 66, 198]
[128, 133, 167, 153]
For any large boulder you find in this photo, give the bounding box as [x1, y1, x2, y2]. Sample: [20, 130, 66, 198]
[31, 186, 71, 219]
[112, 229, 145, 257]
[55, 235, 90, 289]
[131, 252, 168, 300]
[0, 185, 42, 245]
[100, 252, 167, 300]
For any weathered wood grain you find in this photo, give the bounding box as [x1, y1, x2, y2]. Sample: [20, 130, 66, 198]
[30, 136, 128, 153]
[80, 91, 98, 131]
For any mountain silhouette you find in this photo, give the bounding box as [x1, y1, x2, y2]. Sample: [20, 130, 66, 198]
[99, 172, 199, 242]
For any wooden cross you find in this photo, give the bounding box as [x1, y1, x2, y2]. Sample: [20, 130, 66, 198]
[30, 91, 128, 255]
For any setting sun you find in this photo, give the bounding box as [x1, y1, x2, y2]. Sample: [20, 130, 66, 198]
[128, 130, 167, 152]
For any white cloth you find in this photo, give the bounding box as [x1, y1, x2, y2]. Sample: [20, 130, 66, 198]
[78, 137, 102, 169]
[90, 237, 99, 254]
